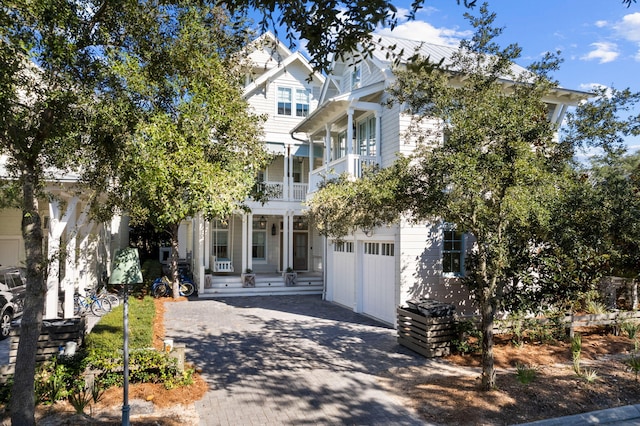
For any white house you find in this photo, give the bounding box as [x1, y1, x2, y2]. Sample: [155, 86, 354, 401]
[0, 155, 127, 320]
[186, 32, 327, 296]
[289, 34, 591, 325]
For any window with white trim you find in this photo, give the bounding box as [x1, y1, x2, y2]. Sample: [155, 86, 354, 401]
[212, 220, 229, 259]
[357, 116, 376, 156]
[333, 131, 346, 160]
[351, 65, 361, 90]
[252, 220, 266, 260]
[277, 87, 292, 116]
[443, 225, 465, 276]
[295, 89, 310, 117]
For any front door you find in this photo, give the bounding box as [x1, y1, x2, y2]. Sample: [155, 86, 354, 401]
[293, 232, 308, 270]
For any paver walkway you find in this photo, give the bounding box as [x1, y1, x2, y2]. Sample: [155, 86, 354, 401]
[163, 295, 436, 426]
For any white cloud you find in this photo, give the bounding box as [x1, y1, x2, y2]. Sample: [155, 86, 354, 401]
[377, 20, 471, 47]
[614, 12, 640, 42]
[595, 20, 609, 28]
[581, 42, 619, 63]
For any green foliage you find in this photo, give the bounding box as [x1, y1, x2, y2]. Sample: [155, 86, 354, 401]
[306, 162, 409, 239]
[622, 322, 640, 340]
[515, 363, 537, 384]
[451, 320, 482, 354]
[572, 333, 583, 376]
[35, 353, 88, 405]
[626, 341, 640, 381]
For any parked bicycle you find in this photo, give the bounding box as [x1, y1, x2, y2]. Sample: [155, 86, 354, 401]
[151, 275, 195, 298]
[74, 288, 112, 316]
[98, 285, 121, 308]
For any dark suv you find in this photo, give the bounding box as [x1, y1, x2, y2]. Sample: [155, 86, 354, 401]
[0, 266, 26, 339]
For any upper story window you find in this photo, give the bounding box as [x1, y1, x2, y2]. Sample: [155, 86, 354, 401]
[277, 87, 310, 117]
[442, 224, 465, 276]
[295, 89, 310, 117]
[277, 87, 292, 115]
[351, 65, 361, 90]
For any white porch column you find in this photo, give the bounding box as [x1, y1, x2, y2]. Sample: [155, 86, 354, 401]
[77, 222, 95, 293]
[45, 197, 78, 319]
[288, 146, 294, 200]
[325, 124, 332, 164]
[346, 108, 354, 154]
[241, 214, 248, 273]
[282, 213, 290, 271]
[287, 211, 294, 271]
[62, 210, 77, 319]
[247, 213, 254, 272]
[283, 146, 290, 201]
[195, 215, 205, 294]
[375, 110, 382, 165]
[203, 219, 210, 270]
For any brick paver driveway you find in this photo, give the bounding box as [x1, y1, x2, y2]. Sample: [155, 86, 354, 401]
[163, 295, 435, 426]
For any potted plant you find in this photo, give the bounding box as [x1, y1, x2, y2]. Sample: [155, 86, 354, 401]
[241, 268, 255, 288]
[204, 268, 213, 289]
[283, 267, 297, 286]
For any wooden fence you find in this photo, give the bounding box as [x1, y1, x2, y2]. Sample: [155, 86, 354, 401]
[0, 318, 86, 384]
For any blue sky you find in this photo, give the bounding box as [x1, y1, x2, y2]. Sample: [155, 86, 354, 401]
[376, 0, 640, 153]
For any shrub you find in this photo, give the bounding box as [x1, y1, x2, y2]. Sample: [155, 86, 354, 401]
[451, 320, 482, 354]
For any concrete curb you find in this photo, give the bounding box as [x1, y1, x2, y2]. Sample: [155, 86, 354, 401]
[517, 404, 640, 425]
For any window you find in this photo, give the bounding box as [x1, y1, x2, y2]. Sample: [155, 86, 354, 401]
[351, 65, 361, 90]
[292, 157, 302, 183]
[333, 131, 346, 160]
[357, 116, 376, 156]
[295, 89, 310, 117]
[443, 226, 464, 275]
[212, 220, 229, 259]
[381, 243, 394, 256]
[252, 219, 266, 260]
[364, 242, 379, 255]
[277, 87, 292, 115]
[334, 241, 354, 252]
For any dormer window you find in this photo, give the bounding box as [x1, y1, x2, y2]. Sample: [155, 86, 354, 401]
[351, 65, 361, 90]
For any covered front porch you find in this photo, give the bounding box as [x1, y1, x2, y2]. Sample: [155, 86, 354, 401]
[190, 211, 324, 296]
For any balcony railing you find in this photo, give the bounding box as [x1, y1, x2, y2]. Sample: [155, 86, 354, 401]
[309, 154, 378, 194]
[255, 181, 308, 201]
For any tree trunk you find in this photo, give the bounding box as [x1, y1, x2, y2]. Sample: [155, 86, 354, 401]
[169, 223, 180, 299]
[480, 286, 496, 390]
[10, 172, 46, 425]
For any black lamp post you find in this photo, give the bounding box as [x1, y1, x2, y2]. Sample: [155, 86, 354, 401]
[109, 247, 143, 426]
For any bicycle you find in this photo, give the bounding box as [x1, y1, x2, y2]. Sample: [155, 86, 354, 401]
[152, 275, 195, 298]
[74, 288, 112, 316]
[98, 285, 121, 308]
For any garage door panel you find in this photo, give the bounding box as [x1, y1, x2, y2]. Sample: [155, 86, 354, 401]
[362, 242, 395, 324]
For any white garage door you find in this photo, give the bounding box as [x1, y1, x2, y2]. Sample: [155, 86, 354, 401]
[331, 241, 355, 309]
[362, 242, 396, 324]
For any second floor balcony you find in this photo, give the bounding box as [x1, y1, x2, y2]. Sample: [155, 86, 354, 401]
[255, 181, 308, 202]
[309, 154, 378, 194]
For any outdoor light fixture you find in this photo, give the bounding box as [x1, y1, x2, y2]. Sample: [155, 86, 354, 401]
[258, 215, 267, 229]
[294, 217, 305, 230]
[109, 247, 143, 426]
[271, 223, 277, 236]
